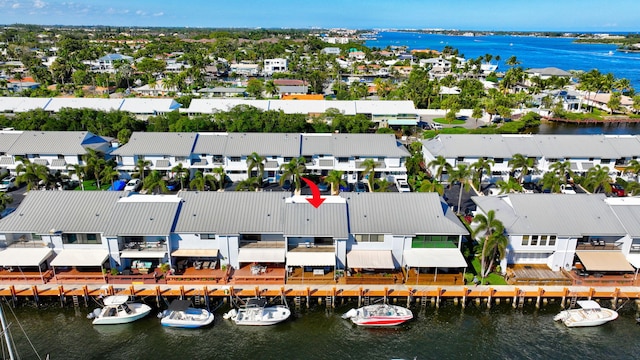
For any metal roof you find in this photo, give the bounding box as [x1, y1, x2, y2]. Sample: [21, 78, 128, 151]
[472, 194, 626, 237]
[0, 131, 23, 153]
[44, 98, 124, 112]
[225, 133, 300, 157]
[111, 132, 197, 156]
[103, 196, 181, 236]
[0, 97, 51, 112]
[8, 131, 98, 155]
[119, 98, 181, 114]
[192, 133, 228, 154]
[283, 202, 348, 238]
[302, 133, 410, 157]
[422, 135, 514, 158]
[340, 192, 468, 235]
[607, 198, 640, 238]
[175, 192, 285, 234]
[0, 191, 124, 234]
[533, 135, 620, 159]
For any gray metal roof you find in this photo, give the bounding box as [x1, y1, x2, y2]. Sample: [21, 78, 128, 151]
[0, 191, 124, 234]
[608, 202, 640, 238]
[283, 202, 348, 238]
[8, 131, 96, 155]
[302, 133, 410, 157]
[340, 192, 468, 235]
[0, 131, 22, 153]
[112, 132, 197, 156]
[472, 194, 626, 237]
[103, 198, 180, 236]
[603, 135, 640, 158]
[176, 192, 285, 234]
[193, 133, 228, 154]
[533, 135, 620, 159]
[422, 135, 514, 158]
[225, 133, 301, 157]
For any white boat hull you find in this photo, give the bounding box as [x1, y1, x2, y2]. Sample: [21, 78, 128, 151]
[92, 303, 152, 325]
[161, 308, 215, 328]
[233, 305, 291, 326]
[343, 304, 413, 327]
[554, 308, 618, 327]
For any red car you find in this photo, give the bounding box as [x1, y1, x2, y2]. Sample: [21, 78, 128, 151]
[610, 183, 626, 197]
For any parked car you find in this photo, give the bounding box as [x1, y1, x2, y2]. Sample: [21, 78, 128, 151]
[0, 207, 16, 219]
[0, 176, 16, 192]
[522, 182, 538, 194]
[124, 178, 142, 191]
[396, 179, 411, 193]
[339, 183, 352, 192]
[281, 179, 292, 191]
[166, 179, 181, 192]
[610, 183, 626, 197]
[560, 184, 576, 194]
[317, 182, 329, 192]
[431, 123, 443, 130]
[354, 182, 367, 193]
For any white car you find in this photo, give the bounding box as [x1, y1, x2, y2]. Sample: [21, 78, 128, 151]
[431, 123, 443, 130]
[124, 178, 142, 191]
[560, 184, 576, 194]
[0, 176, 16, 192]
[396, 179, 411, 192]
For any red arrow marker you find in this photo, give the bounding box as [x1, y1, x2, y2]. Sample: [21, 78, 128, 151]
[301, 177, 326, 208]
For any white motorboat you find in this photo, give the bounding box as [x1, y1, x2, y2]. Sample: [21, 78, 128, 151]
[160, 299, 214, 328]
[88, 295, 152, 325]
[342, 304, 413, 327]
[224, 298, 291, 326]
[554, 300, 618, 327]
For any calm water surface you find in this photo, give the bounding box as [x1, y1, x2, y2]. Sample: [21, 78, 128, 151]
[5, 301, 640, 359]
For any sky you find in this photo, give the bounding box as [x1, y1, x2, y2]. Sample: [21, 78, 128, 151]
[0, 0, 639, 32]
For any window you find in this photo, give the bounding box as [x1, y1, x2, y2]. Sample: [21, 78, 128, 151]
[314, 237, 333, 245]
[412, 235, 457, 248]
[548, 236, 556, 246]
[284, 157, 293, 162]
[230, 157, 241, 162]
[337, 157, 349, 163]
[200, 234, 216, 239]
[63, 233, 102, 244]
[522, 235, 529, 246]
[540, 235, 547, 246]
[354, 234, 383, 242]
[494, 158, 504, 163]
[212, 155, 223, 163]
[62, 234, 77, 244]
[457, 157, 464, 162]
[530, 235, 538, 246]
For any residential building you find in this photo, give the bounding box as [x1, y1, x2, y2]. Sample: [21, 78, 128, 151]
[263, 58, 288, 76]
[111, 132, 197, 175]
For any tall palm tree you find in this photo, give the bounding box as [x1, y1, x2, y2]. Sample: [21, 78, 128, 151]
[540, 171, 562, 193]
[0, 192, 13, 212]
[471, 158, 495, 188]
[449, 164, 472, 215]
[360, 159, 379, 191]
[15, 160, 49, 191]
[100, 165, 120, 189]
[190, 171, 206, 191]
[625, 159, 640, 180]
[495, 177, 524, 194]
[374, 178, 392, 192]
[549, 160, 574, 185]
[246, 152, 265, 184]
[508, 153, 536, 184]
[324, 170, 345, 195]
[171, 163, 190, 191]
[264, 80, 278, 98]
[279, 157, 306, 194]
[142, 170, 168, 194]
[582, 165, 612, 194]
[134, 158, 152, 180]
[212, 166, 226, 191]
[427, 155, 452, 182]
[471, 210, 505, 283]
[236, 177, 261, 192]
[66, 163, 86, 191]
[414, 177, 445, 195]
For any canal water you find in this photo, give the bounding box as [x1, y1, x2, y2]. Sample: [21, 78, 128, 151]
[4, 299, 640, 359]
[537, 122, 640, 135]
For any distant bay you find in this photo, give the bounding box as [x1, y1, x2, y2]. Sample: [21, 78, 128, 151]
[366, 31, 640, 90]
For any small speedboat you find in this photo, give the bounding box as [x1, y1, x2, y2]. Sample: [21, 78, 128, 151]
[554, 300, 618, 327]
[342, 304, 413, 327]
[88, 295, 152, 325]
[159, 299, 214, 328]
[224, 298, 291, 326]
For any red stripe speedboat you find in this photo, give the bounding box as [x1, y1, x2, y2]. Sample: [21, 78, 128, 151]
[342, 304, 413, 327]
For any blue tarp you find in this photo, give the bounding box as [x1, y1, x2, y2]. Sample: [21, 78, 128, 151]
[108, 179, 126, 191]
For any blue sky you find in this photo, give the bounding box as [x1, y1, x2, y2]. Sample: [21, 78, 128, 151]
[0, 0, 638, 31]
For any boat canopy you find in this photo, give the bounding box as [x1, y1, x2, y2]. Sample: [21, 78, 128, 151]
[167, 299, 192, 312]
[103, 295, 129, 306]
[577, 300, 602, 310]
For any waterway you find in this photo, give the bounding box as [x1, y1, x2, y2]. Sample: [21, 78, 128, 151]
[4, 300, 640, 359]
[366, 31, 640, 90]
[537, 122, 640, 135]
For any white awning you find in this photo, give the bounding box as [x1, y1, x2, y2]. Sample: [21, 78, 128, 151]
[286, 251, 335, 267]
[627, 254, 640, 269]
[404, 248, 467, 268]
[347, 250, 395, 269]
[50, 249, 109, 267]
[238, 248, 285, 263]
[120, 250, 166, 259]
[0, 248, 53, 267]
[171, 249, 219, 258]
[576, 251, 634, 272]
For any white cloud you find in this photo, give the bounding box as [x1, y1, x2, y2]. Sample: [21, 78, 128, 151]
[12, 3, 20, 8]
[135, 10, 146, 16]
[153, 12, 163, 17]
[33, 0, 45, 9]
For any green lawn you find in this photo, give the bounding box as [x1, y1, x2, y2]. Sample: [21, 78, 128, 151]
[432, 117, 466, 125]
[464, 257, 507, 285]
[77, 180, 110, 191]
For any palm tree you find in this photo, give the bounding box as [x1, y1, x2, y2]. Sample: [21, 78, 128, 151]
[66, 163, 86, 191]
[374, 179, 392, 192]
[495, 177, 524, 194]
[508, 153, 536, 184]
[83, 148, 106, 189]
[540, 171, 562, 193]
[100, 165, 120, 189]
[246, 152, 265, 184]
[236, 177, 261, 191]
[471, 210, 506, 283]
[625, 159, 640, 180]
[324, 170, 345, 195]
[171, 163, 190, 191]
[626, 181, 640, 196]
[134, 158, 152, 180]
[15, 160, 49, 191]
[427, 155, 452, 182]
[0, 192, 13, 212]
[279, 157, 306, 194]
[448, 164, 472, 215]
[415, 177, 445, 195]
[360, 159, 379, 191]
[142, 170, 168, 194]
[190, 171, 206, 191]
[265, 80, 278, 98]
[212, 166, 226, 191]
[582, 165, 612, 194]
[549, 160, 574, 185]
[471, 158, 495, 189]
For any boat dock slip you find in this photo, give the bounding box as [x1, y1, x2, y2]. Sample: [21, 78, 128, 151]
[3, 283, 640, 309]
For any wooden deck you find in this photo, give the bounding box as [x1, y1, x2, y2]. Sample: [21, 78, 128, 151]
[54, 270, 106, 284]
[565, 269, 638, 287]
[506, 265, 572, 286]
[166, 267, 229, 284]
[229, 264, 286, 285]
[287, 267, 336, 285]
[340, 271, 403, 285]
[0, 269, 53, 284]
[406, 271, 464, 286]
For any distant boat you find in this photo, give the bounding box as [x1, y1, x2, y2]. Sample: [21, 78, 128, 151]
[159, 299, 214, 329]
[88, 295, 152, 325]
[608, 50, 614, 56]
[224, 298, 291, 326]
[342, 304, 413, 327]
[553, 300, 618, 327]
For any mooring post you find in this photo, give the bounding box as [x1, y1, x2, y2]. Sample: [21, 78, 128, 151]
[436, 287, 441, 309]
[228, 286, 234, 305]
[82, 285, 89, 307]
[180, 285, 185, 300]
[281, 286, 287, 306]
[108, 285, 114, 296]
[462, 287, 468, 309]
[57, 285, 64, 308]
[407, 287, 413, 308]
[536, 288, 543, 309]
[358, 287, 363, 307]
[512, 287, 519, 309]
[588, 287, 595, 300]
[306, 287, 311, 309]
[487, 287, 493, 309]
[31, 285, 39, 308]
[561, 287, 568, 308]
[203, 286, 210, 310]
[612, 287, 620, 309]
[129, 285, 136, 300]
[384, 287, 388, 304]
[155, 286, 162, 307]
[332, 287, 336, 308]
